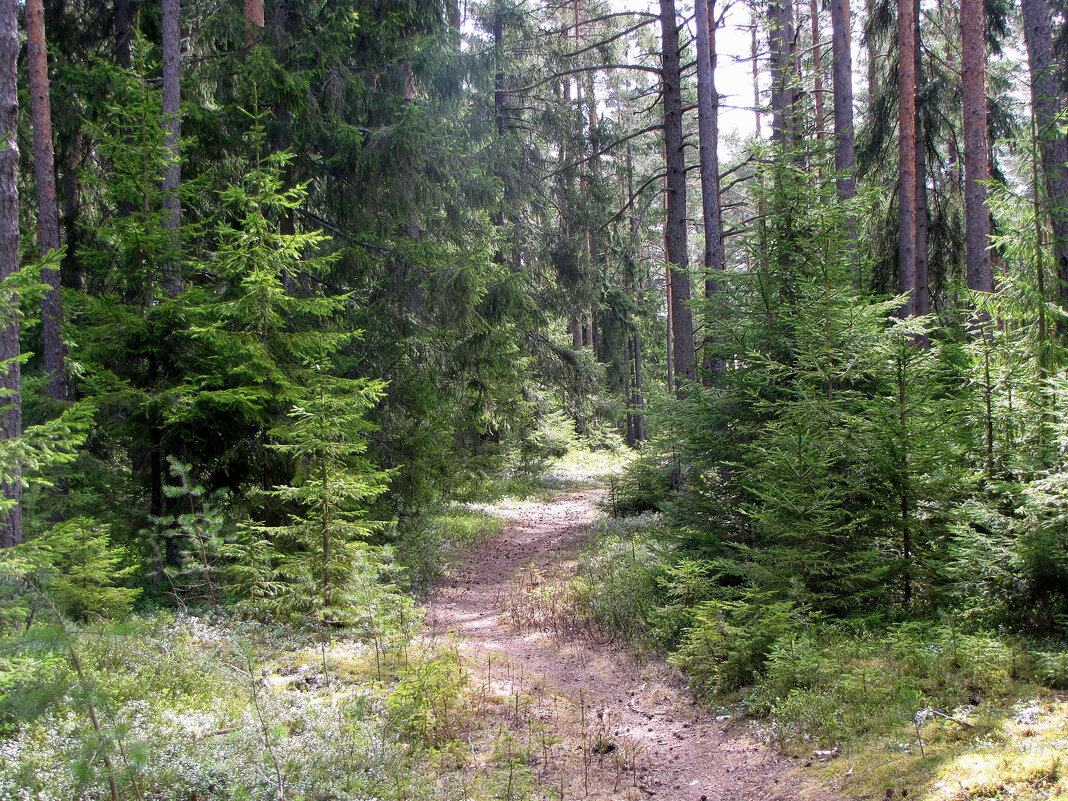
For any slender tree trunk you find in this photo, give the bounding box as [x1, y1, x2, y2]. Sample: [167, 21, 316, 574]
[897, 0, 918, 316]
[244, 0, 264, 48]
[1021, 0, 1068, 308]
[0, 0, 21, 547]
[914, 12, 930, 316]
[810, 0, 825, 137]
[769, 0, 798, 146]
[25, 0, 65, 401]
[695, 0, 725, 382]
[114, 0, 133, 69]
[161, 0, 181, 297]
[752, 9, 762, 139]
[830, 0, 855, 202]
[660, 0, 694, 389]
[962, 0, 992, 293]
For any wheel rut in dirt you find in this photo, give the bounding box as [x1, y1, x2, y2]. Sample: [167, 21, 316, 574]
[427, 489, 841, 801]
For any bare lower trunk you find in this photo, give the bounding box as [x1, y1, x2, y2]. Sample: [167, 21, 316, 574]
[161, 0, 182, 297]
[897, 0, 918, 316]
[830, 0, 855, 202]
[0, 0, 21, 547]
[660, 0, 694, 389]
[26, 0, 65, 400]
[1020, 0, 1068, 308]
[695, 0, 725, 381]
[962, 0, 992, 293]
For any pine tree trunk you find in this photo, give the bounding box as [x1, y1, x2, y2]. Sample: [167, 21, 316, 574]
[694, 0, 724, 381]
[244, 0, 264, 48]
[25, 0, 66, 401]
[769, 0, 798, 146]
[914, 12, 930, 316]
[660, 0, 694, 389]
[830, 0, 855, 201]
[0, 0, 21, 547]
[161, 0, 182, 297]
[1020, 0, 1068, 308]
[897, 0, 918, 316]
[810, 0, 825, 137]
[752, 8, 762, 139]
[962, 0, 992, 293]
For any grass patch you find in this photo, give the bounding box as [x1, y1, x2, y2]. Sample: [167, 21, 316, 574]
[398, 507, 505, 592]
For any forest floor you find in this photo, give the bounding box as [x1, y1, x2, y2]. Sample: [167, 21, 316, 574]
[426, 489, 840, 801]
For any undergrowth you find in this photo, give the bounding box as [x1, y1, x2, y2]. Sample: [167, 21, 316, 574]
[566, 514, 1068, 801]
[0, 611, 533, 801]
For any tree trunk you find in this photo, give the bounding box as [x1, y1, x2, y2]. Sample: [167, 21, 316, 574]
[694, 0, 725, 382]
[752, 7, 762, 139]
[114, 0, 133, 69]
[1020, 0, 1068, 308]
[769, 0, 798, 146]
[244, 0, 264, 48]
[810, 0, 825, 137]
[161, 0, 182, 297]
[660, 0, 694, 389]
[897, 0, 918, 316]
[25, 0, 66, 401]
[830, 0, 855, 202]
[0, 0, 21, 547]
[962, 0, 992, 293]
[914, 9, 930, 316]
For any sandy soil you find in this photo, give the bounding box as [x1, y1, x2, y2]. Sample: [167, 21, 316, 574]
[426, 489, 842, 801]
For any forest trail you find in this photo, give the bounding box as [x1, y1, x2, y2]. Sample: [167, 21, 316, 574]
[427, 490, 840, 801]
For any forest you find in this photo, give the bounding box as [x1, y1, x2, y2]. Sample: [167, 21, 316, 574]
[1, 0, 1068, 797]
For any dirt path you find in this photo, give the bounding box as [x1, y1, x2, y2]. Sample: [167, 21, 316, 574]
[427, 489, 840, 801]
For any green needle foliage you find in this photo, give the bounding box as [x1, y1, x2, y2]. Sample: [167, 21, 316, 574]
[251, 358, 390, 623]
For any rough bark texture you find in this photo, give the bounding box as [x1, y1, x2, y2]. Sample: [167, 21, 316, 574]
[1021, 0, 1068, 308]
[161, 0, 182, 297]
[0, 0, 21, 547]
[830, 0, 855, 201]
[768, 0, 798, 146]
[897, 0, 918, 316]
[660, 0, 694, 388]
[962, 0, 992, 293]
[26, 0, 66, 401]
[244, 0, 264, 47]
[694, 0, 724, 381]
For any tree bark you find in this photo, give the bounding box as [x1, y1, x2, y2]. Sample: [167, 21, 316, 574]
[660, 0, 694, 389]
[914, 6, 929, 315]
[161, 0, 182, 297]
[830, 0, 855, 202]
[810, 0, 825, 137]
[768, 0, 798, 146]
[0, 0, 21, 547]
[25, 0, 66, 401]
[1020, 0, 1068, 308]
[114, 0, 133, 69]
[244, 0, 264, 48]
[694, 0, 725, 382]
[962, 0, 992, 293]
[897, 0, 918, 316]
